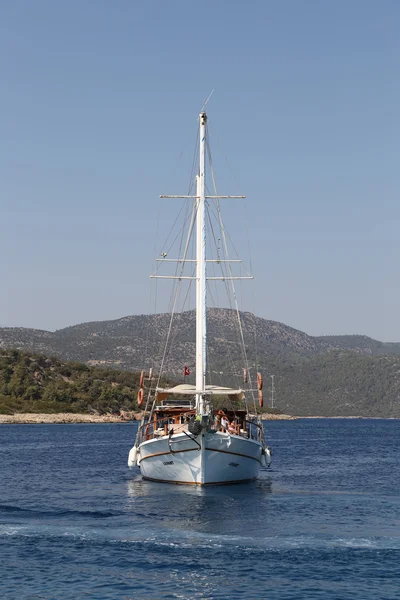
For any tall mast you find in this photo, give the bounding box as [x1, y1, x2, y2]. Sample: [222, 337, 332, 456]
[196, 111, 207, 414]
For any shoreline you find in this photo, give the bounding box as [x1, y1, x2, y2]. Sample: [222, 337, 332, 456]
[0, 413, 134, 424]
[0, 411, 296, 424]
[298, 415, 400, 419]
[0, 413, 397, 424]
[259, 413, 297, 420]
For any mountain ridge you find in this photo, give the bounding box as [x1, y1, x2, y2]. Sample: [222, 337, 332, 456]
[1, 309, 400, 417]
[1, 309, 399, 360]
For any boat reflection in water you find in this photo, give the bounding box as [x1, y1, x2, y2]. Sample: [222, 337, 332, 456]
[126, 475, 273, 500]
[125, 474, 273, 541]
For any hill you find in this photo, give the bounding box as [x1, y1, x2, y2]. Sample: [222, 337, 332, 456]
[1, 309, 400, 417]
[315, 334, 400, 356]
[0, 349, 145, 415]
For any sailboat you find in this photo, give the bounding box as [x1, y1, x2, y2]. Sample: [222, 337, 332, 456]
[128, 109, 271, 485]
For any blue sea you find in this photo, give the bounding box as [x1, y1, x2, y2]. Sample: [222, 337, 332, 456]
[1, 419, 399, 599]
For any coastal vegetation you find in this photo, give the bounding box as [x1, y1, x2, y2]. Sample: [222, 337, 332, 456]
[0, 349, 284, 418]
[0, 349, 142, 415]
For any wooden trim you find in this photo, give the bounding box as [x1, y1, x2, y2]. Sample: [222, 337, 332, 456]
[205, 446, 261, 463]
[142, 476, 257, 486]
[139, 447, 200, 462]
[140, 446, 260, 464]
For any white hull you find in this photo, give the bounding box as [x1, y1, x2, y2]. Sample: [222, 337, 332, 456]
[134, 431, 263, 485]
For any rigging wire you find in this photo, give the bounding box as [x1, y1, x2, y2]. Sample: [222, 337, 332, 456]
[156, 200, 197, 383]
[142, 112, 261, 420]
[207, 120, 262, 410]
[141, 121, 202, 414]
[205, 198, 247, 391]
[206, 125, 256, 414]
[205, 207, 241, 388]
[146, 126, 201, 417]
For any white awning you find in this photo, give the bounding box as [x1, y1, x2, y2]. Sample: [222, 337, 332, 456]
[155, 384, 244, 401]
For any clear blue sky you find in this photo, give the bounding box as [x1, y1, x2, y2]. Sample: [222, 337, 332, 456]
[1, 0, 399, 341]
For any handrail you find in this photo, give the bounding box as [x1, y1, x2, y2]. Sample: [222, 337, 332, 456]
[243, 418, 263, 430]
[138, 411, 192, 432]
[137, 412, 264, 444]
[137, 410, 195, 443]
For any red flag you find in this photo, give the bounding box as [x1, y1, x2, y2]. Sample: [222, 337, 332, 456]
[184, 366, 190, 376]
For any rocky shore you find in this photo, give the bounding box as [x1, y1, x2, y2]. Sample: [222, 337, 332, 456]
[0, 412, 138, 424]
[260, 413, 297, 420]
[0, 411, 296, 424]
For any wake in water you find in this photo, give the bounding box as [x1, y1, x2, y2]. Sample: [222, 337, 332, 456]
[2, 520, 400, 551]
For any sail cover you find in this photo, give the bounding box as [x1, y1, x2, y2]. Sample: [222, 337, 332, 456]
[155, 384, 245, 402]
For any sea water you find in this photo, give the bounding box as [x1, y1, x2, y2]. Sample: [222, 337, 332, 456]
[0, 419, 399, 599]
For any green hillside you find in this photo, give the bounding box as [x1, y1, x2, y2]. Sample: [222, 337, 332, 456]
[258, 351, 400, 417]
[0, 349, 143, 415]
[1, 347, 400, 418]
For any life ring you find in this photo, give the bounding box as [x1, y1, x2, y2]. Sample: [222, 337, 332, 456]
[258, 389, 263, 408]
[139, 370, 145, 388]
[137, 388, 144, 407]
[257, 372, 263, 391]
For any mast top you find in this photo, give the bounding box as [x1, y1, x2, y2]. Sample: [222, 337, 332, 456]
[200, 112, 207, 125]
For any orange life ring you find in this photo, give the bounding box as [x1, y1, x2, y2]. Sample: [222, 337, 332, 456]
[258, 389, 263, 408]
[139, 370, 145, 388]
[137, 388, 144, 407]
[257, 372, 263, 391]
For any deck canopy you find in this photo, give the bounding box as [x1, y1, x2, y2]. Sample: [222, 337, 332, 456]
[155, 384, 245, 402]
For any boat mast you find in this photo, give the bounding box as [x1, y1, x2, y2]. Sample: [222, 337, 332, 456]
[196, 111, 207, 414]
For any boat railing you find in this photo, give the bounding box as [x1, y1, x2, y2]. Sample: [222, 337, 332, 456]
[211, 418, 263, 442]
[244, 418, 264, 443]
[138, 413, 264, 444]
[137, 412, 193, 444]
